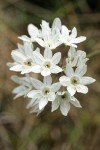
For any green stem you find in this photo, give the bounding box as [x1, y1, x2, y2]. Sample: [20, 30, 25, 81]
[87, 50, 100, 58]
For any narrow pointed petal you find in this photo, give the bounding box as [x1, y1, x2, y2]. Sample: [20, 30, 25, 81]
[51, 66, 62, 74]
[43, 76, 52, 85]
[28, 24, 39, 39]
[81, 77, 96, 85]
[44, 48, 52, 59]
[76, 84, 88, 94]
[11, 50, 26, 63]
[32, 65, 41, 73]
[52, 18, 61, 31]
[33, 51, 44, 64]
[35, 38, 46, 47]
[30, 78, 43, 89]
[48, 92, 56, 101]
[39, 98, 48, 110]
[27, 90, 40, 98]
[72, 36, 86, 43]
[70, 97, 82, 108]
[71, 27, 77, 38]
[59, 76, 70, 87]
[67, 86, 76, 96]
[41, 69, 51, 76]
[10, 64, 23, 72]
[75, 65, 87, 76]
[52, 99, 59, 112]
[18, 35, 31, 42]
[52, 52, 61, 65]
[60, 101, 70, 116]
[66, 64, 74, 77]
[62, 25, 69, 35]
[51, 82, 61, 92]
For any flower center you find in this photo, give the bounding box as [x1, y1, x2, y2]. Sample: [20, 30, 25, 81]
[23, 59, 33, 66]
[43, 61, 51, 69]
[47, 39, 52, 47]
[71, 76, 79, 85]
[67, 36, 71, 42]
[61, 93, 67, 99]
[42, 87, 50, 95]
[71, 57, 74, 62]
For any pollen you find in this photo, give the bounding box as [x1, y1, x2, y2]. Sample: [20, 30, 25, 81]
[44, 61, 51, 69]
[23, 59, 33, 66]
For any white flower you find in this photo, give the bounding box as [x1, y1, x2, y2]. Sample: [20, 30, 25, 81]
[59, 27, 86, 48]
[59, 65, 96, 96]
[27, 76, 61, 110]
[32, 18, 62, 49]
[19, 24, 41, 42]
[26, 98, 44, 115]
[8, 42, 40, 74]
[52, 91, 81, 116]
[66, 47, 89, 67]
[32, 47, 62, 76]
[11, 75, 33, 99]
[18, 35, 33, 42]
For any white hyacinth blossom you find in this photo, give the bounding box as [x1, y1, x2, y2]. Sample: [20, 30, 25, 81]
[52, 91, 81, 116]
[8, 42, 40, 74]
[59, 65, 96, 96]
[59, 26, 86, 48]
[27, 76, 61, 110]
[66, 47, 89, 67]
[32, 47, 62, 76]
[8, 17, 96, 116]
[11, 75, 33, 99]
[28, 18, 62, 49]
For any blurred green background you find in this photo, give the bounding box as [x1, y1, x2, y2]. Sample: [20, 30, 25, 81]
[0, 0, 100, 150]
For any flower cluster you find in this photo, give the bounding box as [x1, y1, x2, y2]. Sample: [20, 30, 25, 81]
[8, 18, 96, 116]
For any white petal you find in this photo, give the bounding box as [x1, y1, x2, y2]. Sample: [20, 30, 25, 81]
[51, 41, 62, 49]
[27, 90, 40, 98]
[43, 75, 52, 85]
[51, 66, 62, 74]
[76, 84, 88, 94]
[67, 86, 76, 96]
[61, 25, 69, 35]
[75, 65, 87, 77]
[11, 50, 26, 63]
[68, 46, 76, 57]
[33, 51, 44, 64]
[39, 98, 48, 110]
[70, 97, 82, 108]
[24, 42, 33, 57]
[72, 36, 86, 43]
[66, 64, 74, 77]
[18, 35, 31, 42]
[32, 65, 41, 73]
[30, 78, 43, 89]
[52, 18, 61, 31]
[51, 82, 61, 92]
[10, 64, 23, 72]
[52, 52, 61, 65]
[35, 38, 46, 47]
[26, 98, 38, 108]
[28, 24, 39, 39]
[41, 69, 51, 76]
[60, 101, 70, 116]
[44, 48, 52, 59]
[48, 92, 56, 101]
[59, 76, 70, 87]
[52, 99, 59, 112]
[21, 68, 32, 74]
[80, 77, 96, 85]
[70, 27, 77, 38]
